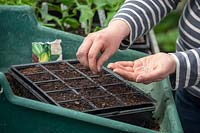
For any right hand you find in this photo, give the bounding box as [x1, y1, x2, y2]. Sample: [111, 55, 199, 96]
[76, 20, 130, 73]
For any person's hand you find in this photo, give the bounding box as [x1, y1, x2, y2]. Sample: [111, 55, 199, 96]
[107, 53, 176, 84]
[76, 20, 130, 73]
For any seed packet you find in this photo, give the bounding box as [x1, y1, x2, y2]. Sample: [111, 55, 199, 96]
[32, 39, 62, 63]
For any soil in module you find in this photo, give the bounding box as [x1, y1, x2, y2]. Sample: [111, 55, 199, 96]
[47, 90, 81, 102]
[42, 62, 71, 70]
[77, 87, 109, 98]
[18, 65, 45, 75]
[71, 62, 102, 74]
[64, 78, 96, 88]
[5, 73, 40, 101]
[71, 63, 109, 76]
[117, 93, 150, 106]
[79, 68, 109, 77]
[71, 62, 86, 69]
[26, 72, 56, 82]
[104, 84, 136, 94]
[53, 69, 82, 79]
[60, 100, 93, 111]
[79, 68, 99, 76]
[92, 75, 122, 85]
[36, 81, 68, 91]
[90, 96, 120, 108]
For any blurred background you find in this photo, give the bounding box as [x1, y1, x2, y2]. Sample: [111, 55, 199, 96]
[0, 0, 186, 53]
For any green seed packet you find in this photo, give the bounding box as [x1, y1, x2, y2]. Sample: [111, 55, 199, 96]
[32, 39, 62, 63]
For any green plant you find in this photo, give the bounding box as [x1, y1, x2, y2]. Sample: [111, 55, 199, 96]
[0, 0, 125, 36]
[72, 0, 125, 35]
[156, 28, 178, 52]
[0, 0, 37, 7]
[154, 11, 181, 52]
[73, 0, 104, 35]
[103, 0, 125, 26]
[36, 1, 80, 30]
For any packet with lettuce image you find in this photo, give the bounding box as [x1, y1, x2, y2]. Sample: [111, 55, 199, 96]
[32, 39, 62, 62]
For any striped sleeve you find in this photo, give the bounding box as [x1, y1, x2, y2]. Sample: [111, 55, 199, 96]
[112, 0, 180, 47]
[169, 1, 200, 91]
[170, 48, 200, 90]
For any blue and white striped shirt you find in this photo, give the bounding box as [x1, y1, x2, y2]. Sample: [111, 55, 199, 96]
[113, 0, 200, 98]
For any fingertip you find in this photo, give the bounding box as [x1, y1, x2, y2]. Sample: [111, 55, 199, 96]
[97, 60, 103, 72]
[136, 75, 143, 82]
[107, 63, 114, 69]
[113, 68, 121, 74]
[113, 68, 117, 72]
[97, 65, 102, 72]
[92, 71, 97, 74]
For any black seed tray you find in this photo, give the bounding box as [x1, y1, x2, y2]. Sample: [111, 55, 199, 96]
[8, 59, 156, 125]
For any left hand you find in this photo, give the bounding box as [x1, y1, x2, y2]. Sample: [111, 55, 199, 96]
[107, 53, 176, 84]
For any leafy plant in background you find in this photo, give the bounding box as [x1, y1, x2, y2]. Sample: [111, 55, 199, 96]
[156, 29, 178, 52]
[0, 0, 37, 7]
[0, 0, 181, 52]
[73, 0, 106, 35]
[103, 0, 124, 26]
[35, 1, 80, 30]
[0, 0, 125, 36]
[154, 12, 181, 52]
[57, 0, 125, 35]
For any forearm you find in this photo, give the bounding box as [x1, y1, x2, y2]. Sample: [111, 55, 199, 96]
[112, 0, 180, 47]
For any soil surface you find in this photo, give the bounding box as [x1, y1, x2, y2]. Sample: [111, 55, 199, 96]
[53, 70, 82, 79]
[105, 84, 135, 94]
[43, 62, 71, 70]
[117, 93, 149, 106]
[77, 87, 108, 98]
[71, 62, 86, 69]
[60, 100, 92, 111]
[92, 75, 122, 85]
[5, 73, 40, 101]
[18, 65, 44, 75]
[90, 96, 119, 108]
[64, 78, 95, 88]
[47, 90, 80, 102]
[26, 72, 56, 82]
[36, 81, 67, 91]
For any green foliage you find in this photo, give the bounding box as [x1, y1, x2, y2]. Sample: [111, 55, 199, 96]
[154, 12, 180, 34]
[74, 0, 95, 35]
[154, 11, 181, 52]
[156, 28, 178, 52]
[0, 0, 125, 35]
[36, 2, 80, 30]
[1, 0, 184, 53]
[103, 0, 124, 26]
[0, 0, 37, 7]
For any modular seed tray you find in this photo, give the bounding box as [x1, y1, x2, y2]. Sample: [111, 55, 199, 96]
[8, 60, 156, 125]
